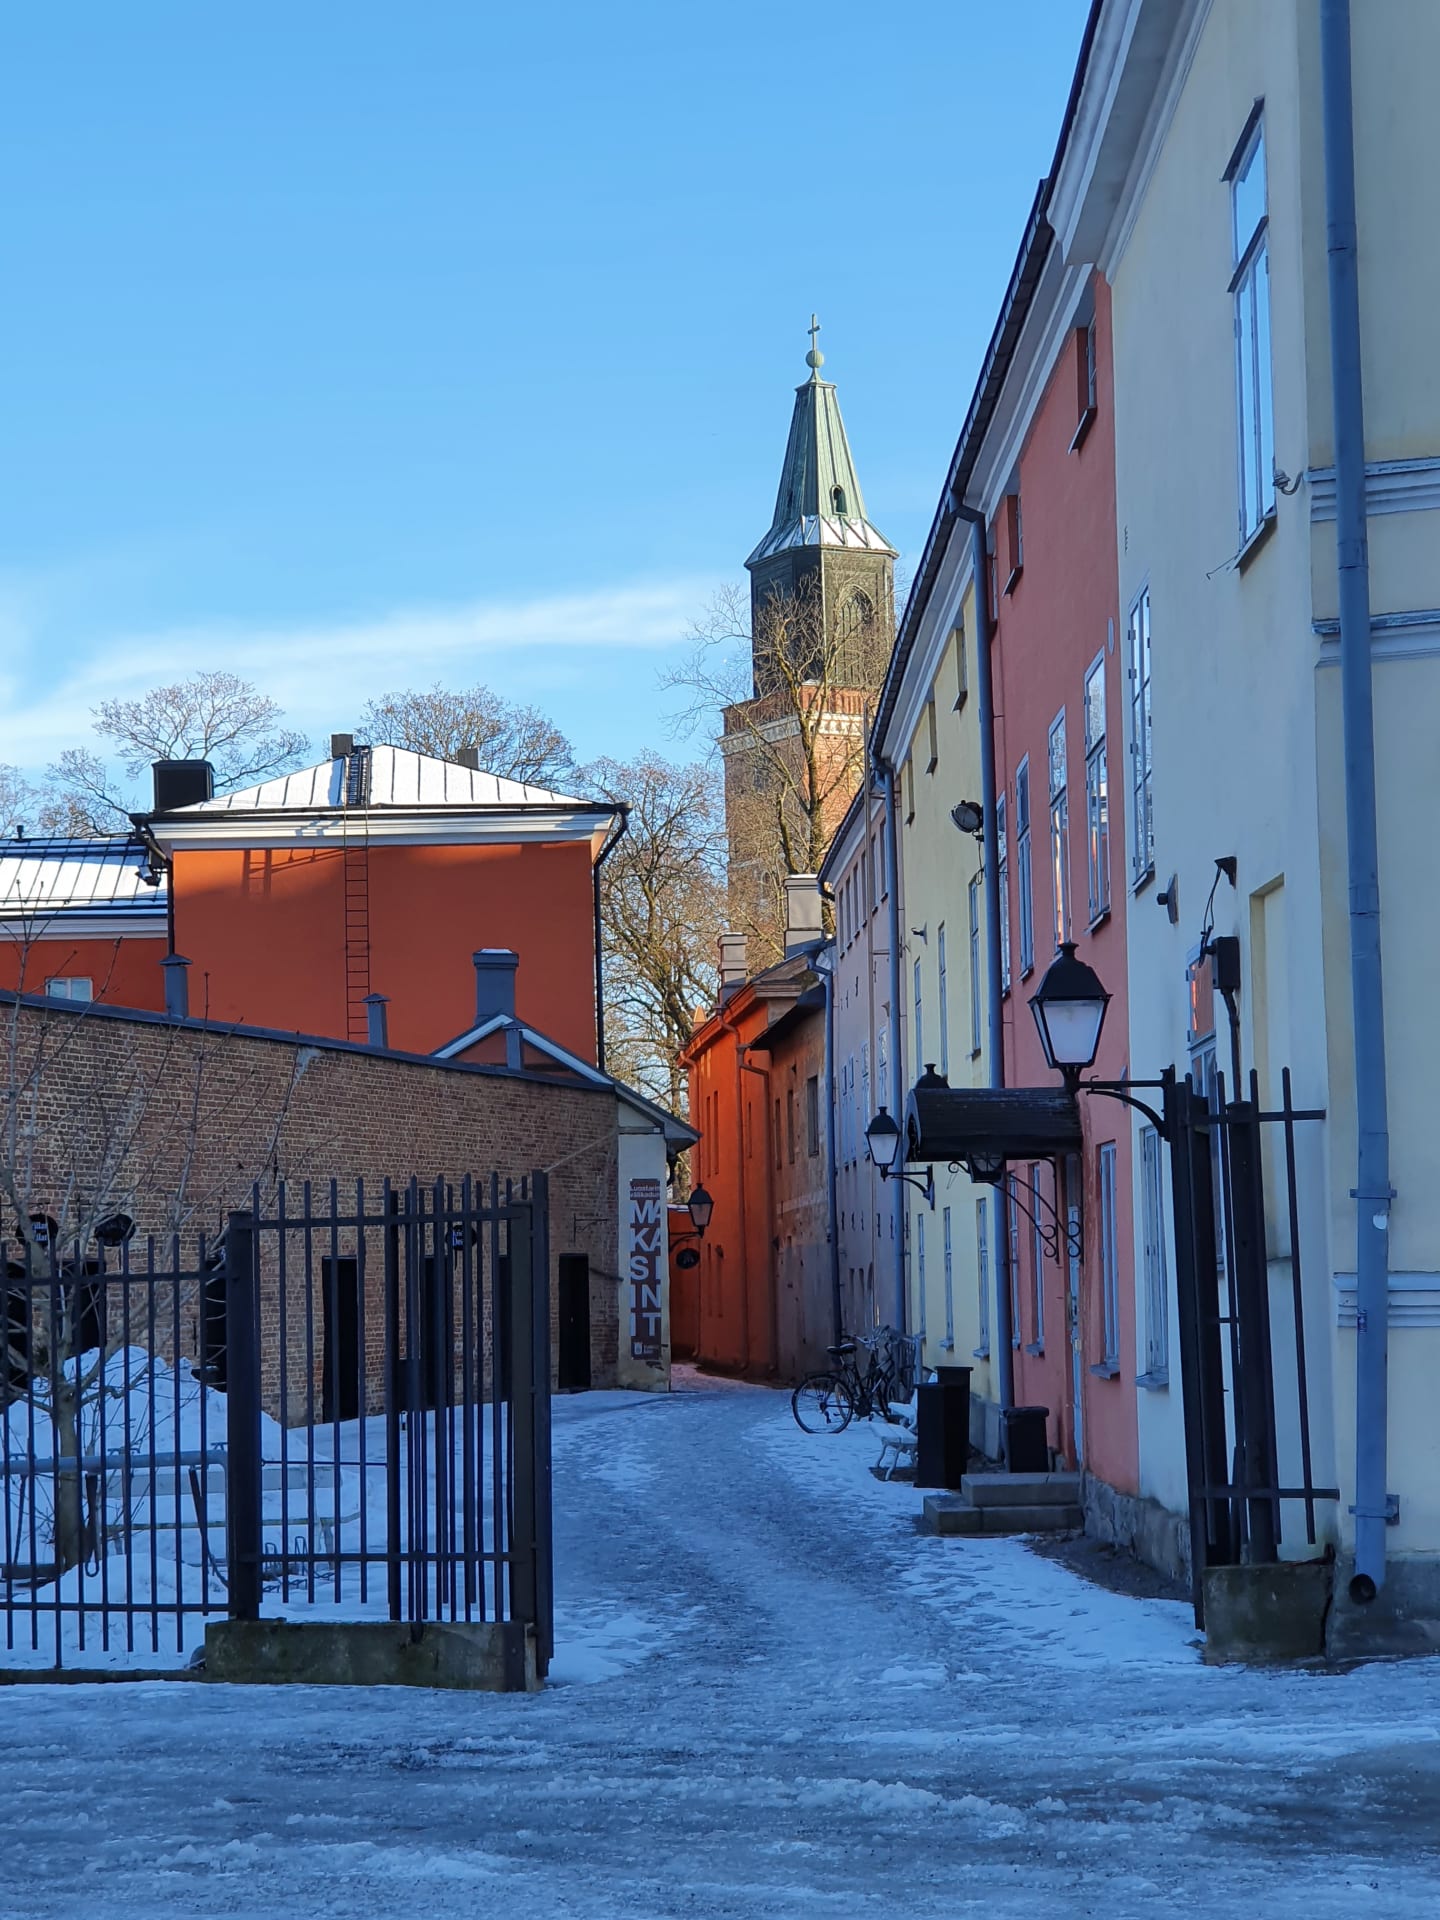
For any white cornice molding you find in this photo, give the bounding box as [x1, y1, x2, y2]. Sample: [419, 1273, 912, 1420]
[885, 529, 976, 756]
[1308, 457, 1440, 523]
[1335, 1273, 1440, 1329]
[151, 808, 615, 853]
[0, 909, 166, 940]
[1313, 609, 1440, 663]
[1100, 0, 1213, 276]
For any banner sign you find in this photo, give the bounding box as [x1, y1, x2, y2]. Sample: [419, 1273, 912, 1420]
[628, 1177, 665, 1362]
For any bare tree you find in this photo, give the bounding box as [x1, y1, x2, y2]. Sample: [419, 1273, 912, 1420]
[582, 753, 725, 1114]
[664, 574, 892, 960]
[0, 766, 35, 838]
[358, 683, 577, 789]
[44, 672, 311, 830]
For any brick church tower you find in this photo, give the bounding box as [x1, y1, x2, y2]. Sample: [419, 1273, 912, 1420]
[722, 320, 896, 952]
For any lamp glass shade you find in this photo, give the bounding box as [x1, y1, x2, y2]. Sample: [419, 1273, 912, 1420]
[1029, 942, 1110, 1073]
[864, 1106, 903, 1174]
[686, 1185, 714, 1235]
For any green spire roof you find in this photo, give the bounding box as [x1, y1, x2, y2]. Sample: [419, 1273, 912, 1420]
[746, 317, 895, 570]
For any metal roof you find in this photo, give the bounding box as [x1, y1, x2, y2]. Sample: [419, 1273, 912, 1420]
[0, 837, 166, 924]
[746, 363, 895, 570]
[169, 745, 595, 814]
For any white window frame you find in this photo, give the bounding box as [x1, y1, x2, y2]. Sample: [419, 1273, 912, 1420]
[1227, 108, 1275, 546]
[877, 1024, 889, 1111]
[1140, 1124, 1169, 1382]
[1016, 758, 1034, 974]
[1098, 1141, 1120, 1371]
[937, 924, 949, 1079]
[916, 1209, 927, 1341]
[968, 877, 982, 1056]
[1029, 1163, 1046, 1352]
[1084, 652, 1110, 923]
[1128, 588, 1153, 884]
[1007, 1175, 1022, 1349]
[44, 976, 94, 1002]
[942, 1205, 955, 1349]
[1047, 711, 1070, 951]
[975, 1197, 991, 1357]
[996, 794, 1011, 994]
[913, 956, 924, 1075]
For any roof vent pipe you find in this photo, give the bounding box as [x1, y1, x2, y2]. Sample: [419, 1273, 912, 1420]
[160, 953, 191, 1020]
[151, 761, 214, 812]
[473, 949, 519, 1025]
[364, 993, 389, 1048]
[330, 733, 354, 760]
[718, 932, 748, 998]
[455, 747, 480, 770]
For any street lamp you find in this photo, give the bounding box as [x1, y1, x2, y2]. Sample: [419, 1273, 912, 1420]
[685, 1185, 714, 1237]
[1028, 942, 1111, 1090]
[865, 1104, 935, 1208]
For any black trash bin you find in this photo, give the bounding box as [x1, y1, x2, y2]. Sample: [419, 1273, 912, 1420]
[915, 1366, 973, 1490]
[1002, 1404, 1050, 1474]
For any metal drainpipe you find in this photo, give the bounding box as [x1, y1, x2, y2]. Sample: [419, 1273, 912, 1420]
[957, 503, 1015, 1415]
[879, 760, 907, 1336]
[813, 939, 845, 1345]
[1320, 0, 1392, 1603]
[592, 807, 629, 1073]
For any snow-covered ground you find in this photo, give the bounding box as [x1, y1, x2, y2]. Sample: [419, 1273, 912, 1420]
[3, 1375, 1440, 1917]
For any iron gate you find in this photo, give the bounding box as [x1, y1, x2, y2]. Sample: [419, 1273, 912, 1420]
[1, 1174, 552, 1678]
[1166, 1067, 1338, 1622]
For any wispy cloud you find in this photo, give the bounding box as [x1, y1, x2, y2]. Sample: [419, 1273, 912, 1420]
[0, 576, 717, 774]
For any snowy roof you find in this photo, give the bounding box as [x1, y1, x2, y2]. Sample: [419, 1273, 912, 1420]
[173, 745, 592, 814]
[0, 837, 167, 933]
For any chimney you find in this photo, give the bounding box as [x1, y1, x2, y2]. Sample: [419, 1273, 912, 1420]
[160, 953, 191, 1019]
[783, 873, 823, 957]
[718, 932, 748, 998]
[363, 992, 389, 1047]
[473, 949, 519, 1025]
[455, 747, 480, 770]
[151, 761, 214, 812]
[330, 733, 354, 760]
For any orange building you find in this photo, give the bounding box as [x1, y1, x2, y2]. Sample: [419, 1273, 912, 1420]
[0, 838, 168, 1010]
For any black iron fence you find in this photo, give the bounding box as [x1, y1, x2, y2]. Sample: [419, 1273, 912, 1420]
[1, 1174, 552, 1680]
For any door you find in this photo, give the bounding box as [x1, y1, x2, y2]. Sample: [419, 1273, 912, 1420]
[1064, 1154, 1084, 1466]
[557, 1254, 592, 1391]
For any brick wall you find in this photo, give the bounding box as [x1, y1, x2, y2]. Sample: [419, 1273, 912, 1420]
[3, 996, 621, 1401]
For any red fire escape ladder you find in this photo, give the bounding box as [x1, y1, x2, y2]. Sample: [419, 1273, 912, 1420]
[341, 746, 372, 1042]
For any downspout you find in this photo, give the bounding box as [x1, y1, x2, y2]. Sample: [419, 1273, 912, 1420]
[813, 938, 844, 1345]
[879, 760, 907, 1335]
[957, 503, 1015, 1414]
[1320, 0, 1392, 1604]
[592, 806, 629, 1074]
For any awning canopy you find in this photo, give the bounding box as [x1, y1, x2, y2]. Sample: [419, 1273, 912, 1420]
[903, 1084, 1082, 1169]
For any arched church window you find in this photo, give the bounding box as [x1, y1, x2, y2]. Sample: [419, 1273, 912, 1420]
[832, 485, 849, 518]
[835, 589, 877, 685]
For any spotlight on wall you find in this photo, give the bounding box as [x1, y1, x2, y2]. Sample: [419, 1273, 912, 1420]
[950, 800, 984, 837]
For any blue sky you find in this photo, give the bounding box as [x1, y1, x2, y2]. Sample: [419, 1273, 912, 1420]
[0, 0, 1088, 787]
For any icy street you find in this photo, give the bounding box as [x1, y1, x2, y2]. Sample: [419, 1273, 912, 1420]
[4, 1378, 1440, 1918]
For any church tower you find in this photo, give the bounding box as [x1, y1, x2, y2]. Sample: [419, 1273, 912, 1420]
[722, 320, 896, 953]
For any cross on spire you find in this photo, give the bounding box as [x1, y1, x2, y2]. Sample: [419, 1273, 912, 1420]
[805, 313, 824, 377]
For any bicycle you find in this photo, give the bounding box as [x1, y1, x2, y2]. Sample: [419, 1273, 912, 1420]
[791, 1333, 896, 1434]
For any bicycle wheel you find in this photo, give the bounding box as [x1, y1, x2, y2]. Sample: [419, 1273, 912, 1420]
[860, 1371, 897, 1419]
[792, 1372, 856, 1434]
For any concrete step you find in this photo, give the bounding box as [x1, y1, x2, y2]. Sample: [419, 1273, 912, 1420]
[923, 1495, 983, 1535]
[961, 1471, 1080, 1508]
[979, 1503, 1084, 1534]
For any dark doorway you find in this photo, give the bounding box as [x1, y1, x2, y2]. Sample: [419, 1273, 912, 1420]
[321, 1256, 362, 1422]
[557, 1254, 592, 1392]
[414, 1255, 450, 1411]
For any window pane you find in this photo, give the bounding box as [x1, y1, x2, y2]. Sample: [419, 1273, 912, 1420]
[1255, 242, 1275, 522]
[1084, 659, 1105, 750]
[1237, 265, 1260, 536]
[1232, 124, 1266, 264]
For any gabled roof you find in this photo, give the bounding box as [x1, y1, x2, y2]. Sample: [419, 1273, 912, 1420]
[144, 744, 622, 857]
[746, 349, 895, 569]
[0, 836, 167, 935]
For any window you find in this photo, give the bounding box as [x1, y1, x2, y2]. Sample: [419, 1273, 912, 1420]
[832, 484, 848, 517]
[968, 877, 982, 1056]
[878, 829, 889, 899]
[913, 957, 924, 1074]
[1228, 110, 1274, 544]
[937, 927, 949, 1078]
[925, 697, 939, 773]
[1098, 1142, 1120, 1371]
[44, 976, 93, 1002]
[988, 551, 999, 628]
[916, 1211, 927, 1341]
[805, 1075, 820, 1157]
[1048, 712, 1070, 951]
[1006, 1176, 1022, 1348]
[1003, 492, 1024, 593]
[904, 758, 916, 823]
[877, 1024, 889, 1111]
[1084, 654, 1110, 923]
[1016, 758, 1034, 974]
[1028, 1165, 1048, 1354]
[942, 1206, 955, 1348]
[1071, 320, 1098, 448]
[952, 623, 968, 711]
[996, 795, 1011, 993]
[975, 1198, 991, 1357]
[744, 1094, 753, 1160]
[786, 1087, 796, 1165]
[1140, 1125, 1169, 1381]
[774, 1099, 782, 1171]
[1128, 588, 1154, 882]
[860, 1041, 870, 1135]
